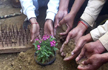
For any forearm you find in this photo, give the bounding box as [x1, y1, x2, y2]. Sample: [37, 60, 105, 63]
[20, 0, 36, 20]
[70, 0, 85, 17]
[81, 0, 106, 27]
[59, 0, 69, 11]
[46, 0, 60, 21]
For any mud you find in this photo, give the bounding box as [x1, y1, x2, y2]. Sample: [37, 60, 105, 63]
[0, 0, 108, 70]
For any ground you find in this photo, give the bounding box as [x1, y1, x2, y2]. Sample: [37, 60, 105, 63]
[0, 0, 108, 70]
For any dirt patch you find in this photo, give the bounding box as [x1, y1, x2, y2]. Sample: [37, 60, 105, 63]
[3, 47, 77, 70]
[62, 39, 75, 58]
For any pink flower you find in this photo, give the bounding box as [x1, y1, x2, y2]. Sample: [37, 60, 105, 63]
[50, 40, 56, 47]
[35, 38, 39, 42]
[39, 41, 42, 43]
[42, 35, 50, 40]
[37, 45, 40, 50]
[37, 45, 40, 48]
[52, 40, 56, 44]
[37, 48, 40, 50]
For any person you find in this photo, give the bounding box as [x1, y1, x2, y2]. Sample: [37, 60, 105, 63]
[54, 0, 88, 56]
[54, 0, 87, 37]
[59, 0, 106, 58]
[19, 0, 60, 42]
[75, 20, 108, 70]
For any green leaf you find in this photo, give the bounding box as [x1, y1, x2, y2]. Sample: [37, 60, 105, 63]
[33, 43, 37, 50]
[42, 57, 45, 63]
[36, 51, 39, 54]
[54, 48, 58, 51]
[44, 52, 49, 57]
[56, 43, 58, 46]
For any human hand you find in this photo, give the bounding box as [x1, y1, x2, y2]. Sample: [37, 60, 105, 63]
[54, 10, 67, 36]
[61, 34, 92, 60]
[44, 19, 54, 36]
[30, 18, 40, 42]
[58, 12, 75, 36]
[77, 54, 107, 70]
[76, 40, 106, 62]
[60, 22, 88, 57]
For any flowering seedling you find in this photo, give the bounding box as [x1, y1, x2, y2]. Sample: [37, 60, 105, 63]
[33, 35, 58, 63]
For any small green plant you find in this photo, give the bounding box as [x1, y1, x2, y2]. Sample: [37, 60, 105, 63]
[33, 35, 58, 63]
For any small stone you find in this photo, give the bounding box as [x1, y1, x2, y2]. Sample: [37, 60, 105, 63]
[11, 62, 14, 66]
[19, 66, 22, 69]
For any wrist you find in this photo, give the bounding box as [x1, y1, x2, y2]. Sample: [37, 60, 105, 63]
[29, 17, 38, 24]
[58, 10, 68, 15]
[77, 21, 88, 33]
[70, 11, 76, 17]
[45, 19, 53, 23]
[96, 40, 106, 53]
[59, 8, 68, 12]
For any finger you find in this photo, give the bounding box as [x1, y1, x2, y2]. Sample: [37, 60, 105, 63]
[54, 18, 60, 28]
[30, 29, 35, 42]
[63, 50, 78, 61]
[59, 18, 66, 26]
[83, 59, 91, 65]
[60, 43, 65, 52]
[60, 24, 70, 36]
[64, 47, 81, 61]
[78, 64, 92, 70]
[61, 52, 66, 57]
[51, 31, 54, 37]
[38, 35, 41, 40]
[72, 38, 86, 61]
[64, 32, 73, 44]
[30, 33, 34, 42]
[76, 47, 86, 62]
[63, 53, 77, 61]
[54, 28, 56, 36]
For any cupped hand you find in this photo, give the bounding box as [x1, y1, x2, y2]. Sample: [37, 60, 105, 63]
[62, 34, 92, 61]
[60, 22, 88, 58]
[59, 12, 75, 36]
[76, 40, 106, 62]
[44, 19, 54, 36]
[77, 54, 106, 70]
[30, 18, 40, 42]
[54, 10, 67, 36]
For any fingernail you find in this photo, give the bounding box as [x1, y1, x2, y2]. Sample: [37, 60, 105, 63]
[71, 52, 74, 55]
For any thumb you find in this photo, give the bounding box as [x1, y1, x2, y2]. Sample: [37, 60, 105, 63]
[75, 47, 86, 62]
[30, 33, 34, 42]
[83, 59, 91, 65]
[60, 24, 70, 36]
[54, 18, 60, 28]
[64, 33, 71, 44]
[59, 18, 66, 26]
[54, 28, 56, 36]
[51, 31, 54, 37]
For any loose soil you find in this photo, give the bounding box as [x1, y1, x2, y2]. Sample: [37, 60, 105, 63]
[0, 0, 108, 70]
